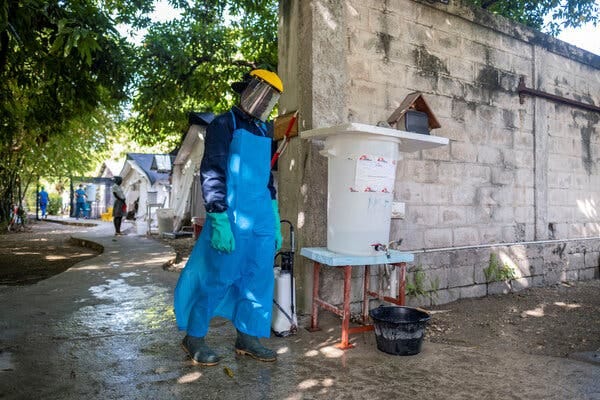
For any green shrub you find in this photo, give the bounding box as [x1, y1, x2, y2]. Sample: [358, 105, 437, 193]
[47, 194, 62, 215]
[484, 253, 517, 283]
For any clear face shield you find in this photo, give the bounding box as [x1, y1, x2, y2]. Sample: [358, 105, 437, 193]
[239, 78, 281, 122]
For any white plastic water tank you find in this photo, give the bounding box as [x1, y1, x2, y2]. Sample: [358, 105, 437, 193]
[156, 208, 174, 234]
[301, 123, 449, 256]
[321, 133, 400, 255]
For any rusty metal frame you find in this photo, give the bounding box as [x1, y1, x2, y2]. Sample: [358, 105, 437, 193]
[308, 261, 407, 350]
[518, 76, 600, 113]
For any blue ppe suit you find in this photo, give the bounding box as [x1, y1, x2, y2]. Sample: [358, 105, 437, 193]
[74, 188, 86, 218]
[174, 107, 277, 338]
[38, 189, 49, 217]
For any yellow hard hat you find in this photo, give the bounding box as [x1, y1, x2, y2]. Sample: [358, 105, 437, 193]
[250, 69, 284, 93]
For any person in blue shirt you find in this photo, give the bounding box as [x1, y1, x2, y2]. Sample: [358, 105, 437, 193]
[174, 69, 284, 366]
[74, 184, 87, 219]
[38, 186, 49, 219]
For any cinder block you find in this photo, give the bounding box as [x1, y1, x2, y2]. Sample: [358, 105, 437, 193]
[425, 268, 449, 290]
[405, 295, 431, 308]
[450, 248, 490, 267]
[424, 228, 453, 247]
[415, 252, 452, 270]
[450, 141, 478, 162]
[544, 263, 564, 285]
[514, 206, 534, 223]
[515, 169, 534, 187]
[453, 227, 479, 246]
[459, 284, 487, 299]
[488, 281, 511, 295]
[447, 56, 474, 82]
[404, 159, 440, 184]
[491, 167, 515, 185]
[439, 206, 467, 225]
[532, 275, 545, 287]
[511, 277, 532, 292]
[579, 267, 599, 280]
[567, 253, 585, 270]
[514, 130, 534, 149]
[473, 265, 488, 284]
[565, 270, 578, 281]
[584, 252, 600, 268]
[422, 145, 451, 161]
[487, 128, 513, 147]
[431, 288, 460, 306]
[408, 205, 439, 225]
[450, 185, 478, 205]
[447, 265, 474, 288]
[421, 184, 452, 205]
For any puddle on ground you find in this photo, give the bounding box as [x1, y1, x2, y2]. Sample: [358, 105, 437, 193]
[62, 278, 174, 336]
[0, 350, 13, 371]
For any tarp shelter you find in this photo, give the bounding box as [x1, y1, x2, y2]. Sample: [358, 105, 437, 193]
[170, 112, 214, 231]
[119, 153, 173, 233]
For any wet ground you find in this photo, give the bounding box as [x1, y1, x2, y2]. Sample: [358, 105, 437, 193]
[0, 221, 599, 399]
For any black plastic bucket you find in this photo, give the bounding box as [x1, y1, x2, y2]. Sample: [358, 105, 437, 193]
[369, 306, 431, 356]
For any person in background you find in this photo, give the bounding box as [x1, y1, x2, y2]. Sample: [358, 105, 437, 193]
[61, 190, 70, 215]
[111, 176, 126, 236]
[174, 69, 284, 366]
[38, 186, 49, 219]
[74, 184, 87, 219]
[84, 185, 92, 218]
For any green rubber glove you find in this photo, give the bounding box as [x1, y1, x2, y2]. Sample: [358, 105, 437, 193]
[272, 200, 283, 252]
[207, 212, 235, 252]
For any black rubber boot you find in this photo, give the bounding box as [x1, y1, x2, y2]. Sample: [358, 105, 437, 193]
[181, 335, 220, 366]
[234, 330, 277, 362]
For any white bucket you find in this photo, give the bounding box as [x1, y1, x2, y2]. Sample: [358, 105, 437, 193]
[156, 208, 174, 234]
[321, 133, 401, 256]
[136, 220, 148, 236]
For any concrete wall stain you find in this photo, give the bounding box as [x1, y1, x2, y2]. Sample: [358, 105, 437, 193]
[575, 111, 599, 175]
[413, 45, 449, 78]
[502, 109, 516, 128]
[476, 66, 500, 91]
[376, 32, 393, 63]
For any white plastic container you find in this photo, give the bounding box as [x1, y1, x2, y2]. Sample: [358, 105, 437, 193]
[301, 123, 449, 256]
[321, 133, 400, 255]
[136, 220, 148, 236]
[156, 208, 174, 234]
[272, 268, 297, 337]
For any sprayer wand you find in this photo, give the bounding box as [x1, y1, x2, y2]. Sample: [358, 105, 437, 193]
[270, 110, 299, 169]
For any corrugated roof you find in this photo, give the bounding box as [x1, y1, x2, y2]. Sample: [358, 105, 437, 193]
[126, 153, 171, 185]
[151, 154, 172, 173]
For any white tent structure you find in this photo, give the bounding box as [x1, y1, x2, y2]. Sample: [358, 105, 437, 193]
[119, 153, 173, 234]
[170, 112, 214, 231]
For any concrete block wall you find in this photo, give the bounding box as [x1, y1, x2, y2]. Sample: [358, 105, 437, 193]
[278, 0, 600, 314]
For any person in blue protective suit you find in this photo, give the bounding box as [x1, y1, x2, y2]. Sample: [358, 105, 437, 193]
[174, 69, 284, 366]
[74, 184, 87, 219]
[38, 186, 49, 219]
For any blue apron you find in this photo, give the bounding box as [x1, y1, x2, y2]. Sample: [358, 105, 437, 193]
[174, 111, 276, 338]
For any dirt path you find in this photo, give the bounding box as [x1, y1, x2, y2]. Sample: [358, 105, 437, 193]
[427, 280, 600, 359]
[0, 219, 101, 285]
[1, 222, 598, 364]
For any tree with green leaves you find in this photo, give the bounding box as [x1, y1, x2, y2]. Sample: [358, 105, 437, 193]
[0, 0, 135, 222]
[127, 0, 278, 147]
[465, 0, 598, 35]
